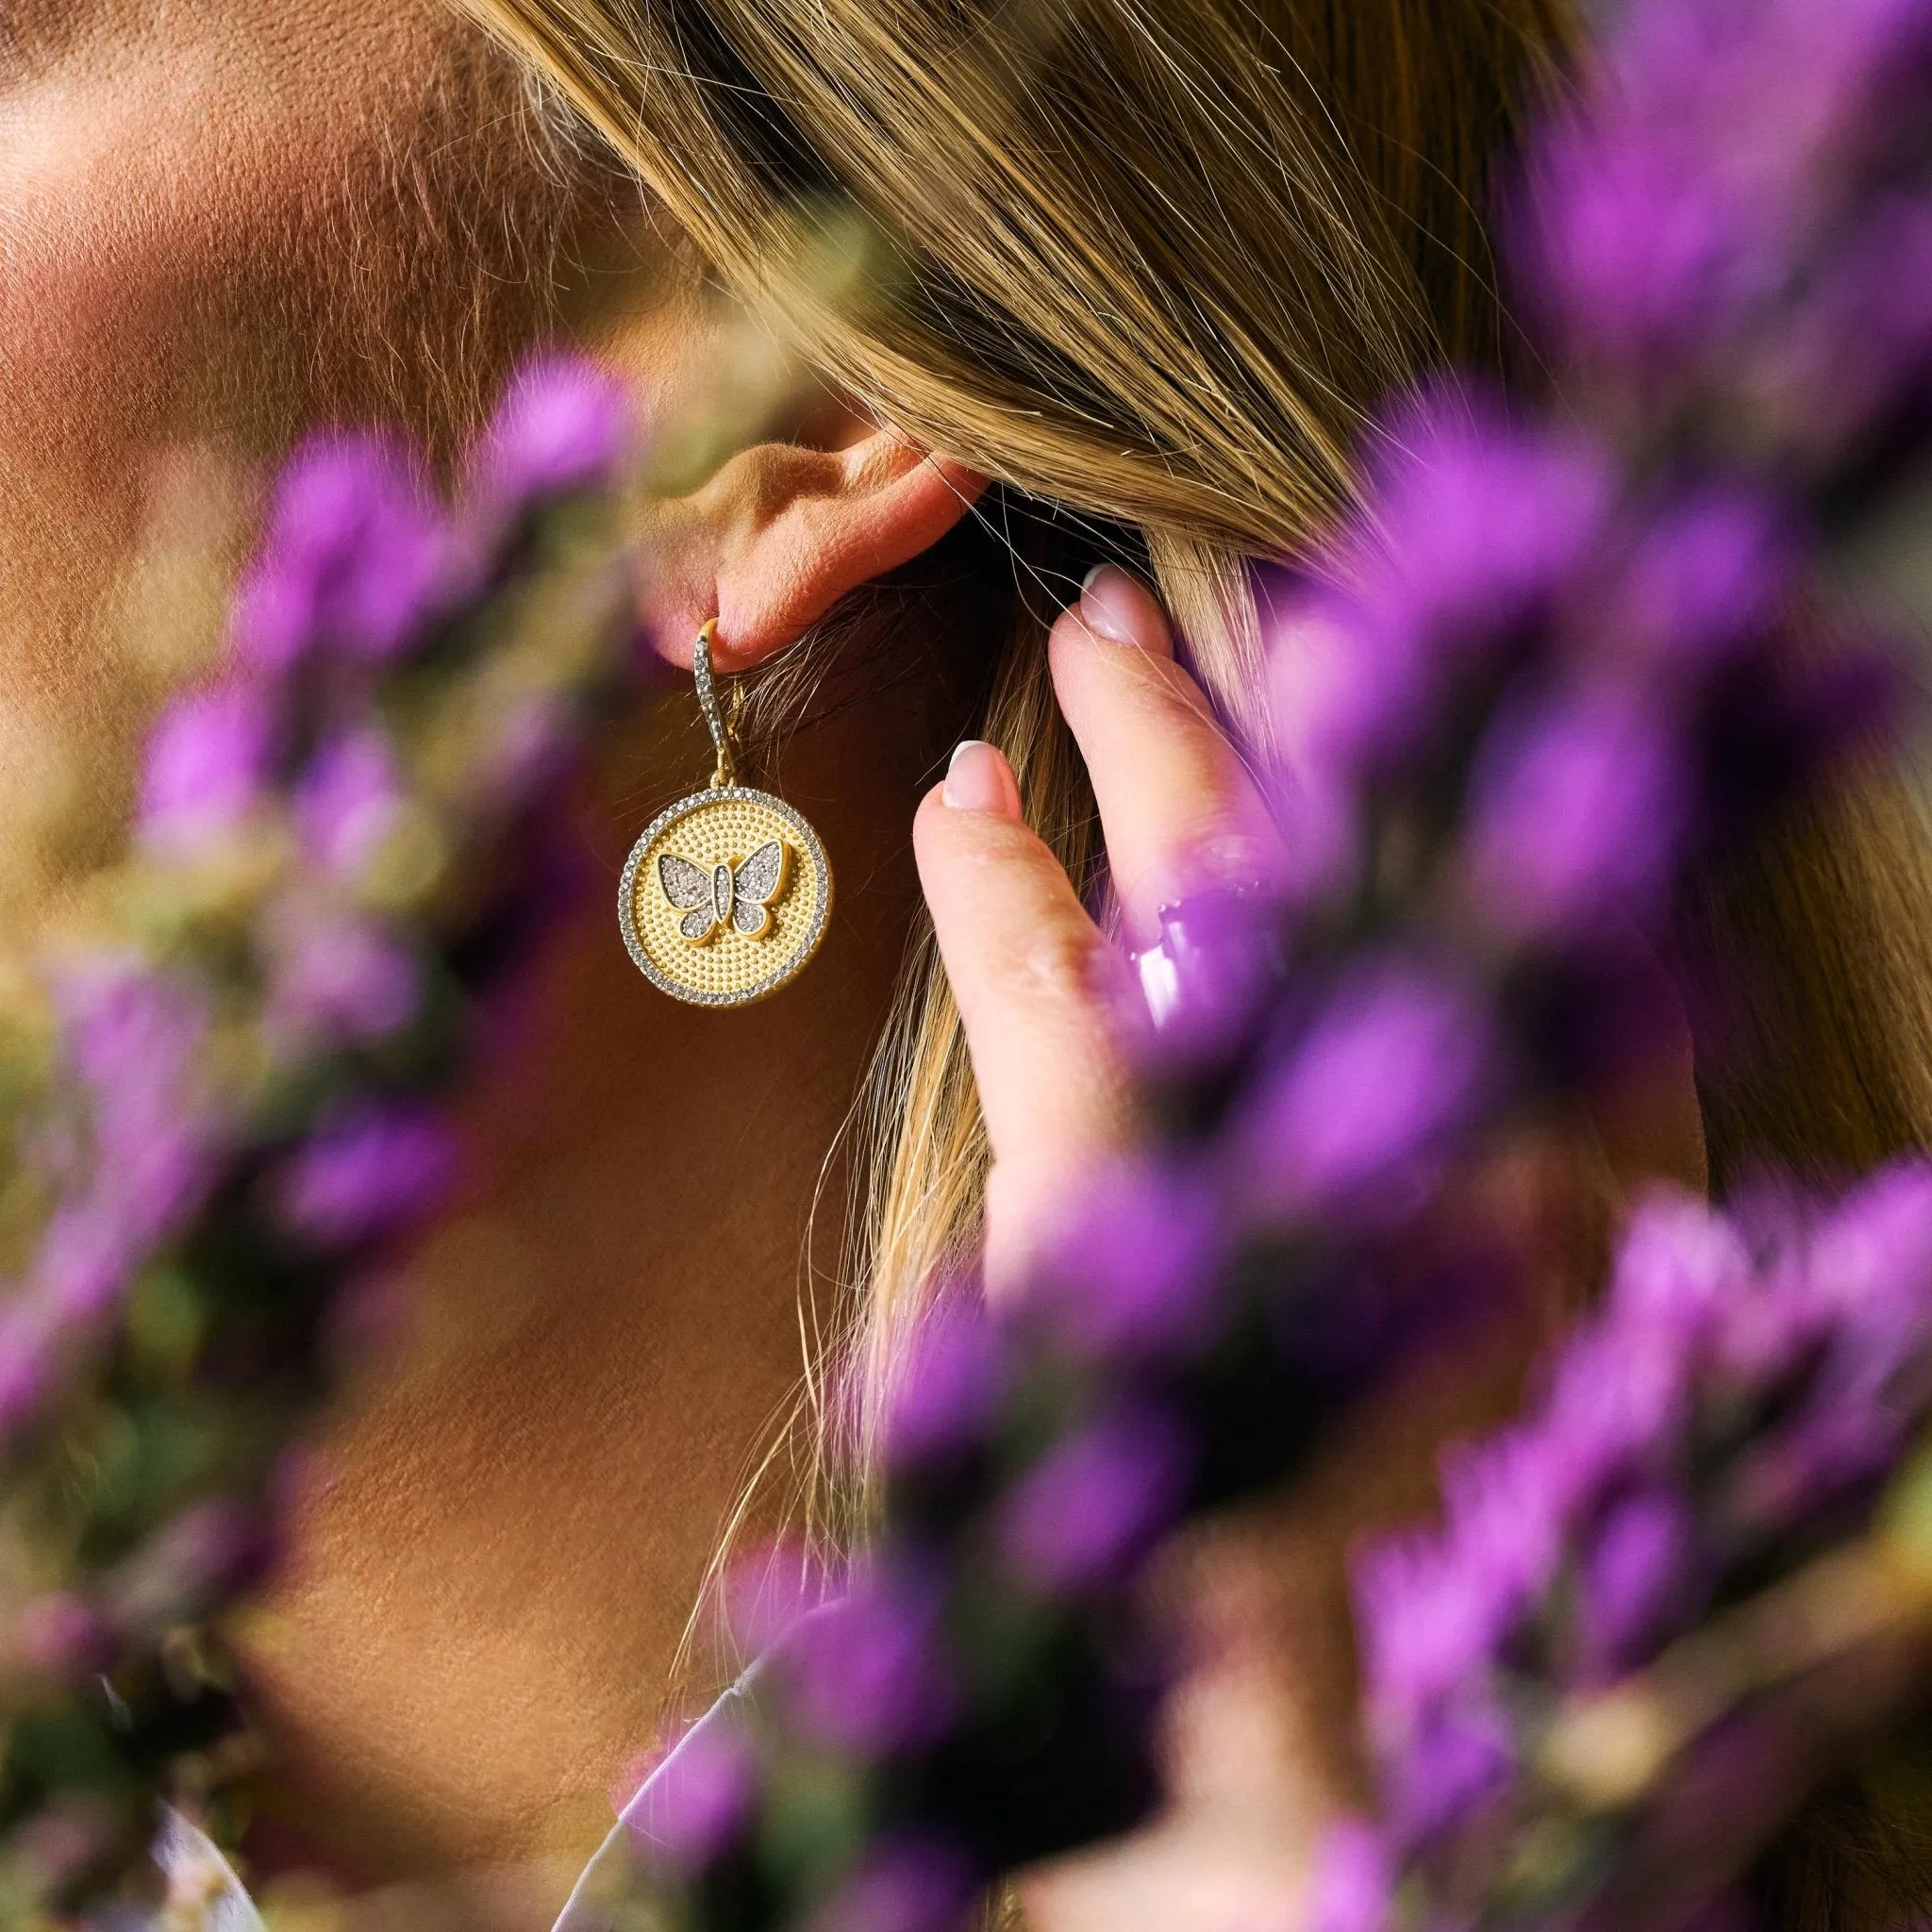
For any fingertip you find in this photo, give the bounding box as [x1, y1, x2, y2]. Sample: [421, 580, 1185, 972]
[941, 740, 1022, 818]
[1075, 564, 1174, 657]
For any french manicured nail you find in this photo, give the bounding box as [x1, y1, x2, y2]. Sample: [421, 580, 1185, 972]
[944, 740, 1020, 816]
[1080, 563, 1165, 650]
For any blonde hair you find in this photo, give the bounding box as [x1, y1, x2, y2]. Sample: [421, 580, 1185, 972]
[462, 0, 1587, 1429]
[463, 0, 1932, 1917]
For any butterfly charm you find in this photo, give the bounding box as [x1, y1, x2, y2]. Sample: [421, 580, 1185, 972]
[658, 841, 790, 943]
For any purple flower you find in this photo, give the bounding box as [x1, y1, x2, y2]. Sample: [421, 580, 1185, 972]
[1579, 1489, 1700, 1674]
[1808, 1161, 1932, 1338]
[1439, 1428, 1570, 1625]
[1525, 119, 1773, 380]
[1539, 1317, 1690, 1506]
[1464, 684, 1690, 940]
[277, 1105, 455, 1247]
[1731, 1401, 1906, 1529]
[294, 728, 406, 879]
[1349, 1162, 1932, 1897]
[780, 1566, 957, 1757]
[1290, 398, 1609, 784]
[628, 1714, 758, 1875]
[475, 691, 581, 806]
[0, 1310, 52, 1435]
[234, 433, 449, 673]
[1389, 1705, 1516, 1846]
[1130, 886, 1289, 1060]
[47, 959, 217, 1262]
[111, 1499, 273, 1630]
[805, 1833, 978, 1932]
[883, 1299, 1007, 1474]
[58, 958, 205, 1103]
[1304, 1822, 1394, 1932]
[1023, 1161, 1224, 1363]
[1773, 194, 1932, 463]
[1608, 1191, 1754, 1334]
[1609, 491, 1791, 680]
[260, 905, 422, 1054]
[137, 682, 274, 851]
[14, 1592, 116, 1684]
[1245, 959, 1493, 1217]
[995, 1403, 1192, 1596]
[1354, 1531, 1511, 1739]
[32, 1202, 137, 1325]
[477, 356, 632, 504]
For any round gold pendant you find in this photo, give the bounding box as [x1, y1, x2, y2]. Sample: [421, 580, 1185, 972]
[618, 786, 833, 1008]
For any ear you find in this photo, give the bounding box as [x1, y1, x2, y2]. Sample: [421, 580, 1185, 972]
[636, 422, 990, 671]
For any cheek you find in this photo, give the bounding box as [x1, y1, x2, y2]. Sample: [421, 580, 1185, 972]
[0, 15, 591, 892]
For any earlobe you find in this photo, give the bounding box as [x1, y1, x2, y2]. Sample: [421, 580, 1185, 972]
[636, 426, 989, 671]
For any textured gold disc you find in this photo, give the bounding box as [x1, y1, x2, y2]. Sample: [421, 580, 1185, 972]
[619, 787, 833, 1008]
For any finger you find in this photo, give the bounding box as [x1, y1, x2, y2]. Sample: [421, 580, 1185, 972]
[913, 741, 1138, 1282]
[1050, 566, 1289, 945]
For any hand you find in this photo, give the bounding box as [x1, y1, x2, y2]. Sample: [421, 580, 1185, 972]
[911, 565, 1288, 1291]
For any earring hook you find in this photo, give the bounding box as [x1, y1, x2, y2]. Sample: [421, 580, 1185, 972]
[694, 618, 738, 790]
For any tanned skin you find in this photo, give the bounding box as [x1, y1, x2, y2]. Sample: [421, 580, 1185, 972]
[0, 6, 963, 1918]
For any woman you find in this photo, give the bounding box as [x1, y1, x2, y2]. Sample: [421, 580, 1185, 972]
[8, 1, 1926, 1926]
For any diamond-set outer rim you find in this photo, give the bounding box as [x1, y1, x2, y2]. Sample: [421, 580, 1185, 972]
[618, 786, 835, 1008]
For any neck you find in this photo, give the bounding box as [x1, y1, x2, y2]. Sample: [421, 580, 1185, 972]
[229, 552, 997, 1912]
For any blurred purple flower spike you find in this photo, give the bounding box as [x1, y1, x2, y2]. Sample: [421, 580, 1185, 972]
[629, 1713, 758, 1877]
[33, 1206, 136, 1327]
[780, 1563, 958, 1757]
[1024, 1160, 1224, 1363]
[138, 681, 274, 853]
[1372, 397, 1608, 650]
[884, 1297, 1007, 1474]
[0, 1310, 53, 1437]
[44, 960, 218, 1301]
[1346, 1160, 1932, 1903]
[1579, 1488, 1701, 1676]
[1611, 490, 1790, 680]
[295, 727, 406, 879]
[1608, 1191, 1753, 1334]
[14, 1592, 117, 1686]
[1810, 1161, 1932, 1333]
[261, 905, 421, 1054]
[113, 1498, 275, 1628]
[1465, 684, 1690, 941]
[1354, 1524, 1513, 1744]
[1527, 117, 1767, 382]
[234, 433, 450, 673]
[1539, 1311, 1689, 1506]
[1438, 1428, 1570, 1626]
[722, 1538, 835, 1665]
[996, 1402, 1193, 1596]
[805, 1832, 979, 1932]
[1390, 1704, 1517, 1847]
[1246, 958, 1493, 1220]
[1524, 0, 1932, 406]
[1771, 194, 1932, 465]
[479, 356, 634, 504]
[1300, 397, 1608, 783]
[277, 1104, 456, 1248]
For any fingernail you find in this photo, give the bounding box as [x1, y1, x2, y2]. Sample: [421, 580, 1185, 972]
[943, 740, 1019, 816]
[1080, 563, 1162, 649]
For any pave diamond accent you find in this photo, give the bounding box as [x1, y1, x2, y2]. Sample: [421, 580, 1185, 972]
[618, 788, 833, 1008]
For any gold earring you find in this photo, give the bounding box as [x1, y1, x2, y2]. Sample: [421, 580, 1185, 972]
[619, 619, 834, 1008]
